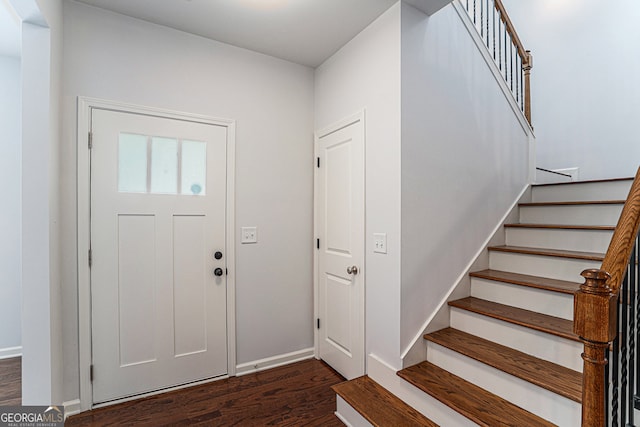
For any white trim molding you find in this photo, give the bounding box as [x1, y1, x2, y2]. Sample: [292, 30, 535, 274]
[315, 111, 364, 140]
[63, 399, 81, 419]
[0, 346, 22, 360]
[76, 96, 236, 411]
[235, 348, 315, 377]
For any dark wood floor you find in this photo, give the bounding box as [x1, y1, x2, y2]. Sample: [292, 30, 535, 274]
[67, 359, 345, 426]
[0, 357, 21, 406]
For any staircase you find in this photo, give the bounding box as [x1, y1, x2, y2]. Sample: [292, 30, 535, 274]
[334, 177, 634, 426]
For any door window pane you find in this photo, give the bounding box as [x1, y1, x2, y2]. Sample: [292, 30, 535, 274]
[118, 133, 148, 193]
[181, 140, 207, 196]
[118, 134, 208, 196]
[151, 137, 178, 194]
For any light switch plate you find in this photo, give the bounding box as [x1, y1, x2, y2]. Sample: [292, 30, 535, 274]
[373, 233, 387, 254]
[241, 227, 258, 244]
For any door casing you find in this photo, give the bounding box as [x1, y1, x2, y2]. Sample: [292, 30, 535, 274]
[77, 97, 236, 410]
[313, 110, 366, 375]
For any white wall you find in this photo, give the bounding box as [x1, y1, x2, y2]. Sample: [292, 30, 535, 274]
[400, 3, 530, 355]
[502, 0, 640, 180]
[0, 55, 22, 355]
[61, 1, 314, 403]
[14, 0, 64, 405]
[315, 3, 403, 369]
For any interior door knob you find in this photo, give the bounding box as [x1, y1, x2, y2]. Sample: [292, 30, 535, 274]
[214, 268, 224, 277]
[347, 266, 359, 275]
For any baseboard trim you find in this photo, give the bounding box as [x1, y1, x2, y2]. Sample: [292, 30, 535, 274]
[0, 346, 22, 360]
[401, 183, 530, 363]
[235, 347, 315, 377]
[63, 399, 81, 419]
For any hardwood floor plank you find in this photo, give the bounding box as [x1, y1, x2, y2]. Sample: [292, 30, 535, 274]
[519, 200, 625, 206]
[532, 177, 633, 187]
[398, 362, 555, 427]
[504, 223, 615, 231]
[469, 269, 580, 294]
[66, 359, 344, 426]
[425, 328, 582, 402]
[0, 357, 21, 406]
[449, 297, 579, 341]
[488, 245, 605, 261]
[333, 376, 437, 426]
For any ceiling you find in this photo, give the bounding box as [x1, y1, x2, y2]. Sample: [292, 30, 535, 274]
[75, 0, 398, 68]
[0, 0, 21, 58]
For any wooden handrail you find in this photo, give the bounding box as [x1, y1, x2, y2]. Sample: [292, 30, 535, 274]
[462, 0, 533, 125]
[494, 0, 527, 62]
[574, 166, 640, 426]
[601, 167, 640, 293]
[493, 0, 533, 125]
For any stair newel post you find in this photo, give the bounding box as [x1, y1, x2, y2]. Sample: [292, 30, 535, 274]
[574, 268, 617, 427]
[523, 50, 533, 126]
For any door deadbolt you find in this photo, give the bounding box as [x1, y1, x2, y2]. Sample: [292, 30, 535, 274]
[214, 251, 223, 260]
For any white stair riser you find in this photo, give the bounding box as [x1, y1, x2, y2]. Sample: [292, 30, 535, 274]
[426, 342, 581, 426]
[506, 227, 613, 253]
[532, 181, 632, 203]
[450, 308, 583, 372]
[393, 387, 478, 427]
[489, 251, 601, 283]
[335, 396, 373, 427]
[519, 204, 623, 226]
[470, 278, 573, 320]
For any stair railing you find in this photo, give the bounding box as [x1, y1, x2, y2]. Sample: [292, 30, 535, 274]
[459, 0, 533, 125]
[574, 167, 640, 426]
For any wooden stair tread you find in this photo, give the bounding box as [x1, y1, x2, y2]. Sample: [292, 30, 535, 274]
[532, 177, 633, 187]
[504, 223, 615, 231]
[424, 328, 582, 403]
[332, 376, 438, 427]
[519, 200, 625, 207]
[449, 297, 579, 342]
[469, 269, 580, 294]
[488, 245, 604, 261]
[398, 362, 555, 427]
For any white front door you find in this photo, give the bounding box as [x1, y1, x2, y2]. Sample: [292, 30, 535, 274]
[90, 108, 228, 403]
[316, 115, 365, 380]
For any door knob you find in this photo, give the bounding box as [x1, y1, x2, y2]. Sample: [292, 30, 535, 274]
[214, 268, 224, 277]
[347, 266, 359, 275]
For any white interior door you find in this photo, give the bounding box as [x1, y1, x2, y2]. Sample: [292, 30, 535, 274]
[90, 108, 228, 403]
[316, 116, 365, 380]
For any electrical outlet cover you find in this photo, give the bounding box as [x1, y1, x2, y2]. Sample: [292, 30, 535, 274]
[241, 226, 258, 244]
[373, 233, 387, 254]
